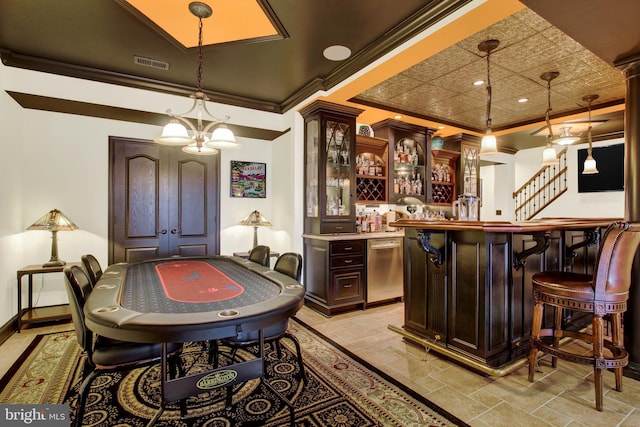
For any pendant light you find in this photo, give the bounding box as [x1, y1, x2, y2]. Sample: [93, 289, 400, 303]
[154, 2, 240, 155]
[478, 39, 500, 155]
[540, 71, 560, 166]
[582, 94, 599, 174]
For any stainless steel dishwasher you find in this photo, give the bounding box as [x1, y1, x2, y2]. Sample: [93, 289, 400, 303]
[367, 237, 403, 303]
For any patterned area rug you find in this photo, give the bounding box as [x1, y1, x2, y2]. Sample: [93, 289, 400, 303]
[0, 318, 467, 426]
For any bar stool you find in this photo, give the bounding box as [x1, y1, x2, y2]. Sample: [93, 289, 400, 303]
[528, 222, 640, 411]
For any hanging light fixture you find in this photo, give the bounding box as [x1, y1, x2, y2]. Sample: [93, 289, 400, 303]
[478, 39, 500, 155]
[154, 2, 240, 155]
[554, 126, 581, 145]
[582, 94, 600, 174]
[540, 71, 560, 166]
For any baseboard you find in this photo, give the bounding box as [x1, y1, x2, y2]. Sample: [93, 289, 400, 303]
[0, 315, 18, 346]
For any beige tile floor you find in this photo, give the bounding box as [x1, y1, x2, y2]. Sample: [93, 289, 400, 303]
[2, 303, 640, 426]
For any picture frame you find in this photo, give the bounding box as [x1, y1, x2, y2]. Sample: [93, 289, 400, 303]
[230, 161, 266, 198]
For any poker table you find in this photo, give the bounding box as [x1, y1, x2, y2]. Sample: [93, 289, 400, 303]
[84, 255, 305, 425]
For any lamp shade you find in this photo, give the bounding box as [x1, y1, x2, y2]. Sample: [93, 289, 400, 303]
[480, 133, 498, 155]
[240, 210, 272, 227]
[27, 209, 78, 267]
[27, 209, 78, 231]
[155, 120, 192, 145]
[583, 155, 599, 174]
[205, 125, 241, 149]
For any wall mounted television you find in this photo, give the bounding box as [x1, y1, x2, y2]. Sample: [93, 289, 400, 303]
[577, 144, 624, 193]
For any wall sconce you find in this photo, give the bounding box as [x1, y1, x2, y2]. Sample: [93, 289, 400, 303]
[27, 209, 78, 267]
[239, 210, 272, 249]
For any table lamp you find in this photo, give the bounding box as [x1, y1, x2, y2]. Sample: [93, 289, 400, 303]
[27, 209, 78, 267]
[239, 210, 272, 249]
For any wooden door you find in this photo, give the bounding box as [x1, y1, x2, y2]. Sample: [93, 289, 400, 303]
[109, 136, 220, 263]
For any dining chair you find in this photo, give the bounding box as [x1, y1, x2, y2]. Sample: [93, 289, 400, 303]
[214, 252, 306, 382]
[528, 221, 640, 411]
[80, 254, 103, 287]
[248, 245, 271, 267]
[64, 265, 183, 427]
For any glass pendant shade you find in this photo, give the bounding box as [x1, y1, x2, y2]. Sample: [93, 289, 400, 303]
[541, 143, 559, 166]
[205, 125, 241, 149]
[480, 133, 498, 155]
[583, 154, 599, 174]
[182, 140, 218, 155]
[155, 120, 192, 145]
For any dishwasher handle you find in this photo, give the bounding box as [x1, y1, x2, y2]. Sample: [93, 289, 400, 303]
[369, 242, 402, 250]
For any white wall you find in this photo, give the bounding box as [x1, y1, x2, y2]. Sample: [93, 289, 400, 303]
[0, 63, 299, 327]
[515, 139, 625, 219]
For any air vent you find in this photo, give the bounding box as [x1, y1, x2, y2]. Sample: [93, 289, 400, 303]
[133, 55, 169, 71]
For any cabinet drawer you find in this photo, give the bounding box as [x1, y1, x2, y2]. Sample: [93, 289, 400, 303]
[331, 268, 365, 304]
[330, 254, 364, 269]
[330, 240, 365, 256]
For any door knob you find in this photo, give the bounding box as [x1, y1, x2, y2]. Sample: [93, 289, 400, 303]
[171, 229, 180, 234]
[159, 229, 167, 234]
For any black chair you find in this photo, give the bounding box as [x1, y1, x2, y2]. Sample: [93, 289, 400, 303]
[80, 254, 103, 287]
[214, 252, 306, 382]
[528, 222, 640, 411]
[64, 265, 183, 427]
[248, 245, 270, 267]
[274, 252, 303, 281]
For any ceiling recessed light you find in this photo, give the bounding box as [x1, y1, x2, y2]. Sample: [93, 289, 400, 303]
[394, 115, 402, 119]
[473, 80, 484, 86]
[518, 98, 529, 103]
[323, 45, 351, 61]
[438, 125, 445, 129]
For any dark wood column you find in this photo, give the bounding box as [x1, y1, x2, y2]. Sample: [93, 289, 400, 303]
[615, 54, 640, 380]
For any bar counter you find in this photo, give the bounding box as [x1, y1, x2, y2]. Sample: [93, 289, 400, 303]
[387, 217, 617, 375]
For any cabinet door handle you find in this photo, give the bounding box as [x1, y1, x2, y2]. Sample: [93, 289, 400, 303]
[159, 229, 168, 234]
[344, 259, 353, 264]
[344, 247, 352, 251]
[171, 229, 180, 234]
[343, 283, 353, 288]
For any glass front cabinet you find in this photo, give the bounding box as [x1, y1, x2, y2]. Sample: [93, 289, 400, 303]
[372, 119, 433, 204]
[301, 100, 363, 234]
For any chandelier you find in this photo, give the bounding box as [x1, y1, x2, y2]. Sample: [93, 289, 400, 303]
[154, 2, 240, 155]
[478, 39, 500, 156]
[540, 71, 560, 166]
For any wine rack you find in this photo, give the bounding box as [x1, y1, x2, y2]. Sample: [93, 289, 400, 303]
[356, 176, 387, 202]
[432, 182, 455, 204]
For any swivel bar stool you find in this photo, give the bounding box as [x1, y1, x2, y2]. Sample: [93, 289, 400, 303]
[528, 221, 640, 411]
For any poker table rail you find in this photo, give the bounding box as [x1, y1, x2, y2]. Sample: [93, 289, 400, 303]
[84, 256, 305, 344]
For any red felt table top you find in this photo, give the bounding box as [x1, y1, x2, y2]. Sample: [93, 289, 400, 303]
[155, 260, 244, 303]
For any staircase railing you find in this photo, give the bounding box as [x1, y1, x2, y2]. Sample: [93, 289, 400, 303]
[513, 147, 568, 221]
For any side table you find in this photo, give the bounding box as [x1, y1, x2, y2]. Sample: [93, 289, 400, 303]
[16, 263, 78, 332]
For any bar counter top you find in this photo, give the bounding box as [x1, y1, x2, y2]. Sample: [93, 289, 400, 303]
[390, 217, 620, 232]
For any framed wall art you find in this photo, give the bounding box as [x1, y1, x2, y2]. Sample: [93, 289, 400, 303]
[230, 161, 266, 198]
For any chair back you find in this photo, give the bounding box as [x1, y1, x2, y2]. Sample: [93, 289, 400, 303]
[593, 222, 640, 299]
[248, 245, 270, 267]
[64, 265, 94, 357]
[81, 254, 103, 287]
[274, 252, 302, 281]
